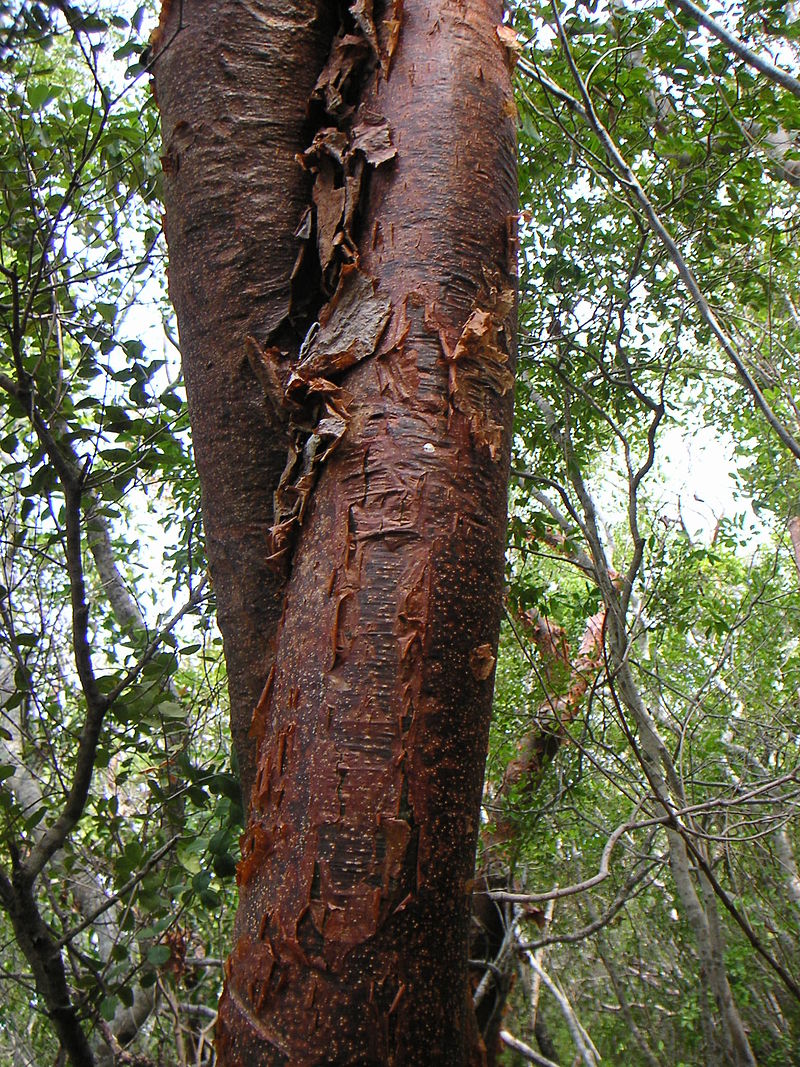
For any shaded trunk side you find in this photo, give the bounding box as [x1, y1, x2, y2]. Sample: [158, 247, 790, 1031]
[152, 0, 332, 800]
[217, 1, 518, 1063]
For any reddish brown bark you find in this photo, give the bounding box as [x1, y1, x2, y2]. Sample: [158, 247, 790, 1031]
[152, 0, 332, 799]
[499, 606, 605, 803]
[156, 0, 517, 1062]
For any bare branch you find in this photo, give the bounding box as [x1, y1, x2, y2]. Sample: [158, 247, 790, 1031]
[522, 952, 600, 1067]
[519, 860, 661, 950]
[490, 817, 640, 904]
[500, 1030, 562, 1067]
[669, 0, 800, 101]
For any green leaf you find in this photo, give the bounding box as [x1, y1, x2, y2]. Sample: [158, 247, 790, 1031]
[156, 701, 187, 720]
[212, 852, 237, 878]
[99, 997, 118, 1022]
[27, 83, 55, 110]
[146, 944, 171, 967]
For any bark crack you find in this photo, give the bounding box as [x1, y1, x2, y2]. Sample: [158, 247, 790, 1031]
[248, 0, 402, 574]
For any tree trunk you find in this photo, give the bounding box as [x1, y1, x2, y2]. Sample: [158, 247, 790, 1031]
[154, 0, 517, 1063]
[152, 0, 333, 801]
[611, 653, 756, 1067]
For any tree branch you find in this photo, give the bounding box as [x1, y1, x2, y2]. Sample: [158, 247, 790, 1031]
[56, 835, 181, 949]
[500, 1030, 562, 1067]
[546, 4, 800, 461]
[669, 0, 800, 101]
[22, 578, 206, 882]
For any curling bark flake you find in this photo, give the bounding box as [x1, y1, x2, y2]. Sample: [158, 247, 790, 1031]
[154, 0, 517, 1062]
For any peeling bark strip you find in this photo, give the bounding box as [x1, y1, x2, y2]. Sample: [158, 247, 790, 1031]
[158, 0, 517, 1061]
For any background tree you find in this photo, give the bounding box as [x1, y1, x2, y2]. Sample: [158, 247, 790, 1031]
[0, 6, 242, 1064]
[472, 2, 800, 1063]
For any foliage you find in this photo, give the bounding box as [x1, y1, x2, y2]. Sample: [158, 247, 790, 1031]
[488, 1, 800, 1062]
[0, 5, 240, 1062]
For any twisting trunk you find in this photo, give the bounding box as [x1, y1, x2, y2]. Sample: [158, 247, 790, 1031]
[152, 0, 332, 801]
[154, 0, 517, 1063]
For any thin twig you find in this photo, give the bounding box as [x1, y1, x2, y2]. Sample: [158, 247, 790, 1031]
[538, 8, 800, 461]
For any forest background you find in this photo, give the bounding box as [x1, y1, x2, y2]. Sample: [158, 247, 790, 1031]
[1, 0, 800, 1064]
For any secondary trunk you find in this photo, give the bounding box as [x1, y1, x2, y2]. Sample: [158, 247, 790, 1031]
[152, 0, 332, 800]
[155, 0, 517, 1062]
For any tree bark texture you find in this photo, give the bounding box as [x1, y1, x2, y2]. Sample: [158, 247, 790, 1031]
[152, 0, 332, 800]
[156, 0, 517, 1062]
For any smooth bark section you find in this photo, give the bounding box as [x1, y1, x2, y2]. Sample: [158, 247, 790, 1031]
[152, 0, 331, 799]
[217, 1, 517, 1063]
